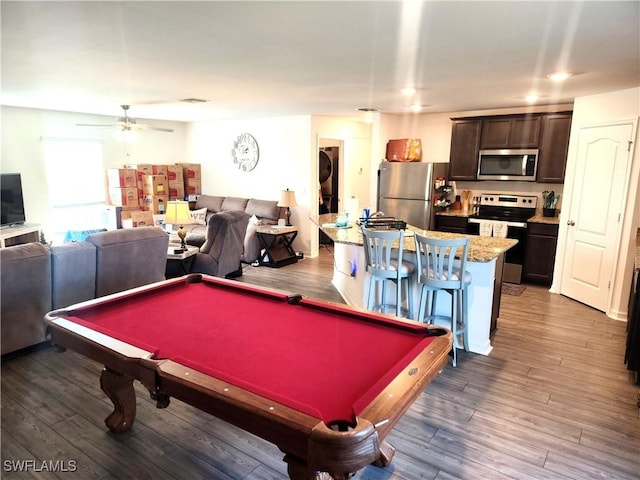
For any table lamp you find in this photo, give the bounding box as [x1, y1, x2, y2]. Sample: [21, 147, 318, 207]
[165, 200, 192, 251]
[277, 189, 297, 226]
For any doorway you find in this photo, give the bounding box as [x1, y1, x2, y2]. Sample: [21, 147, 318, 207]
[319, 146, 339, 214]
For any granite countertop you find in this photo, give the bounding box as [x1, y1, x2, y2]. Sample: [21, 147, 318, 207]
[435, 210, 471, 217]
[312, 214, 517, 263]
[528, 211, 561, 225]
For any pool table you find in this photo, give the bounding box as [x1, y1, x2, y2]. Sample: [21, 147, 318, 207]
[44, 274, 452, 479]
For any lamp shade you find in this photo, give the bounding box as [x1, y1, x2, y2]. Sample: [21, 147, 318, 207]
[165, 201, 192, 225]
[277, 189, 298, 208]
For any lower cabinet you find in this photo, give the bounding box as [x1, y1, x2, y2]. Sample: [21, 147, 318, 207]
[524, 222, 559, 285]
[434, 215, 469, 233]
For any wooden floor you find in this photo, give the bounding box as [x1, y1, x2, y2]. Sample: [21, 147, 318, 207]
[2, 246, 639, 479]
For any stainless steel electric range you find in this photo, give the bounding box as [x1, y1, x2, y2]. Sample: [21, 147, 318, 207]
[468, 193, 538, 284]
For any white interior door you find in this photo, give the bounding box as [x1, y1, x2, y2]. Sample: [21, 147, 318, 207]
[560, 123, 634, 311]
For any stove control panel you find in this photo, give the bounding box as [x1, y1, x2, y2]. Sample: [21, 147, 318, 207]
[480, 194, 537, 209]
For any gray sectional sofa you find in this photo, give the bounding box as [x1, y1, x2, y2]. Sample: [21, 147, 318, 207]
[183, 195, 284, 264]
[0, 227, 169, 356]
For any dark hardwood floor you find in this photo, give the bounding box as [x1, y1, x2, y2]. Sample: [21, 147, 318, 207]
[2, 246, 639, 479]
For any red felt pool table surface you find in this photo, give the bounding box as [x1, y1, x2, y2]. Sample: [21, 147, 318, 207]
[64, 276, 438, 424]
[44, 274, 452, 478]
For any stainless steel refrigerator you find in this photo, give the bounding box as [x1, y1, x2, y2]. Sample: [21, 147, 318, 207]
[377, 162, 448, 230]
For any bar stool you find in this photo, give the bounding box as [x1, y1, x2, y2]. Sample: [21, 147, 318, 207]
[361, 226, 414, 318]
[414, 233, 471, 366]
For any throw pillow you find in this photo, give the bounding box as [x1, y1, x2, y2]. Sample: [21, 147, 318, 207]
[190, 207, 207, 225]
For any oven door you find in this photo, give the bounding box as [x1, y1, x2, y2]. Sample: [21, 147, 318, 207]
[477, 149, 538, 181]
[468, 218, 527, 284]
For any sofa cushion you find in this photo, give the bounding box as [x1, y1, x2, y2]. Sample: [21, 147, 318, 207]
[86, 227, 169, 297]
[0, 243, 52, 354]
[221, 197, 249, 212]
[195, 195, 225, 213]
[245, 198, 281, 222]
[50, 242, 97, 309]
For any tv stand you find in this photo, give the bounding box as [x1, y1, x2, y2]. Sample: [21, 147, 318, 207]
[0, 223, 41, 248]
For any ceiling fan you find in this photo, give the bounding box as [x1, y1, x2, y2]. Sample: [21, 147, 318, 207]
[76, 105, 174, 133]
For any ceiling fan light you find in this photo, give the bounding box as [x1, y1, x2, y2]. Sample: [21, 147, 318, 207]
[115, 127, 138, 142]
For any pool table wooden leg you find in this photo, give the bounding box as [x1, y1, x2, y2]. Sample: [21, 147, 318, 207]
[372, 440, 395, 467]
[100, 367, 136, 433]
[283, 454, 353, 480]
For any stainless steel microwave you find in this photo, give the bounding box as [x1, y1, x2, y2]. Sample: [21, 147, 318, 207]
[477, 149, 539, 181]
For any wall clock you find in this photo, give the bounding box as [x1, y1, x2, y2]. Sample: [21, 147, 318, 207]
[231, 133, 259, 172]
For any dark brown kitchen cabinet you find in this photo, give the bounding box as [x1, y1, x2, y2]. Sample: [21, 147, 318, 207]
[524, 222, 559, 285]
[434, 215, 469, 234]
[449, 119, 481, 180]
[480, 115, 541, 149]
[537, 113, 572, 183]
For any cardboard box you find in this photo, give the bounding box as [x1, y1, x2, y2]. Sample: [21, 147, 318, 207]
[184, 177, 201, 196]
[168, 183, 185, 200]
[124, 163, 153, 174]
[130, 210, 155, 228]
[166, 165, 184, 182]
[151, 165, 168, 178]
[142, 194, 169, 214]
[107, 168, 138, 188]
[142, 174, 168, 195]
[109, 187, 140, 207]
[178, 163, 201, 179]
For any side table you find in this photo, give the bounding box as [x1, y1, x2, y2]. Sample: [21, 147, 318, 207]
[256, 225, 298, 268]
[166, 244, 199, 278]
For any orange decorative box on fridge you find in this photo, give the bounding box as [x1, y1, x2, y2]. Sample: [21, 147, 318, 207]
[385, 139, 422, 162]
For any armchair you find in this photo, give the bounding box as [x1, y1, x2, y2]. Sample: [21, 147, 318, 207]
[191, 210, 250, 278]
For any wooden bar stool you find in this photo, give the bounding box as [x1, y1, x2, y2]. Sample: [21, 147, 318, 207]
[361, 226, 415, 318]
[414, 233, 471, 366]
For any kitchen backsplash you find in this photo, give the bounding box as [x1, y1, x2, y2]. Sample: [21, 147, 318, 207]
[452, 180, 564, 212]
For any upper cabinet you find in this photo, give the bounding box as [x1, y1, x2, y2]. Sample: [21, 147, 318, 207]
[537, 113, 572, 184]
[480, 115, 541, 149]
[449, 112, 572, 182]
[449, 119, 481, 181]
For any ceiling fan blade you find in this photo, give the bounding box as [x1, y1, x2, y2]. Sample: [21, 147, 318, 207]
[143, 125, 174, 133]
[76, 104, 173, 133]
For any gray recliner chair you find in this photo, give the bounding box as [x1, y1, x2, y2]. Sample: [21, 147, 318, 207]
[191, 210, 250, 278]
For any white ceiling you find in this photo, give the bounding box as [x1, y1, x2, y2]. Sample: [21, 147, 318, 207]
[2, 1, 639, 123]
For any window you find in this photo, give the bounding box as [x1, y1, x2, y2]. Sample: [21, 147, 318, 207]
[41, 137, 112, 243]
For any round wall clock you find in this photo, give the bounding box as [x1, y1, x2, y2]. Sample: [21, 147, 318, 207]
[231, 133, 259, 172]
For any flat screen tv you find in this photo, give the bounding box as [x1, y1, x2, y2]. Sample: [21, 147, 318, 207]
[1, 173, 27, 226]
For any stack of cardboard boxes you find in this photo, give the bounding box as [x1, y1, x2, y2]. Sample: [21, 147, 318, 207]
[106, 163, 201, 228]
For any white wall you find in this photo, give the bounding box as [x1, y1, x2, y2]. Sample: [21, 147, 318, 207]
[1, 106, 185, 240]
[185, 115, 314, 254]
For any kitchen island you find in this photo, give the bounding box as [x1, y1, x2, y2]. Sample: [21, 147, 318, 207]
[313, 213, 518, 356]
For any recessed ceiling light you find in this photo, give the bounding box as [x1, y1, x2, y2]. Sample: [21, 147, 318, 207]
[401, 87, 417, 96]
[547, 72, 572, 81]
[410, 104, 428, 112]
[525, 94, 539, 103]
